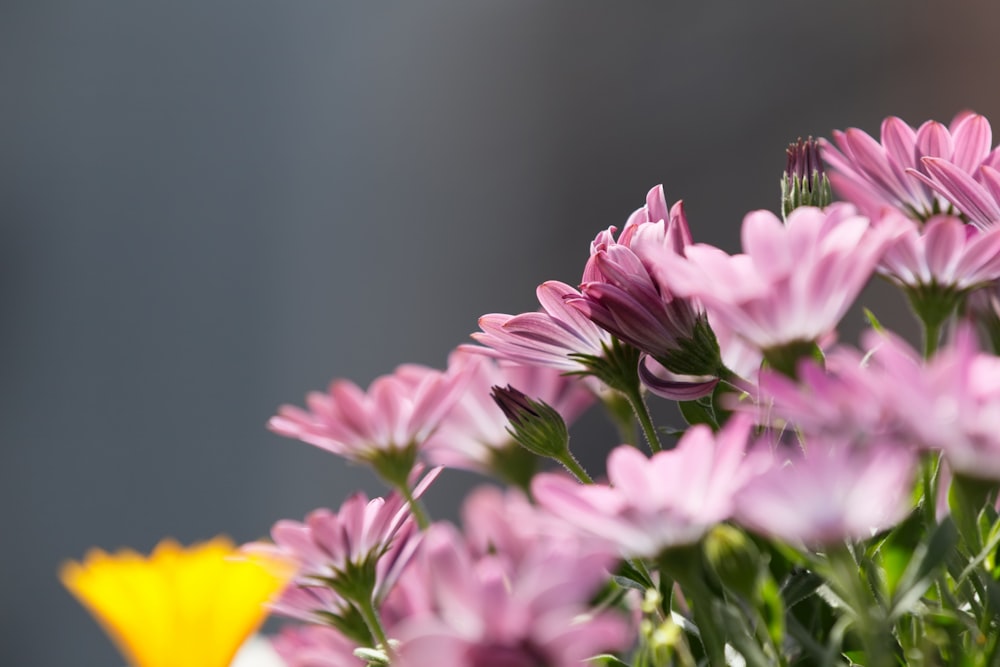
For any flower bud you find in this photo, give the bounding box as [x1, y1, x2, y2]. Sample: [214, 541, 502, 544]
[491, 385, 570, 460]
[782, 137, 832, 219]
[702, 524, 762, 600]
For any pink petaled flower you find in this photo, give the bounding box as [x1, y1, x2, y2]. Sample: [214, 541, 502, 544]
[460, 485, 611, 569]
[271, 624, 361, 667]
[662, 204, 903, 352]
[422, 349, 593, 476]
[392, 524, 629, 667]
[821, 113, 999, 220]
[734, 437, 917, 546]
[251, 489, 429, 626]
[533, 416, 759, 558]
[581, 184, 690, 282]
[268, 363, 464, 478]
[873, 325, 1000, 481]
[740, 345, 902, 446]
[568, 187, 723, 399]
[471, 281, 613, 373]
[878, 213, 1000, 290]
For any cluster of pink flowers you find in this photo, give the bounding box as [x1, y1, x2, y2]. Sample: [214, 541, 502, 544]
[257, 112, 1000, 666]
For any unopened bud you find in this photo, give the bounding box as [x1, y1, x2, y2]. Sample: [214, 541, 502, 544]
[703, 524, 762, 600]
[490, 385, 570, 459]
[782, 137, 832, 219]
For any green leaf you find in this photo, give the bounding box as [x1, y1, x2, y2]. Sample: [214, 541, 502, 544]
[781, 569, 824, 609]
[616, 559, 654, 590]
[679, 398, 716, 428]
[612, 575, 648, 593]
[863, 307, 886, 333]
[889, 517, 958, 620]
[587, 655, 631, 667]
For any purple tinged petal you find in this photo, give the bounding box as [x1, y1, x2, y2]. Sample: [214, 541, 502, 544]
[881, 117, 919, 170]
[916, 120, 954, 161]
[951, 113, 993, 173]
[645, 184, 669, 222]
[956, 226, 1000, 286]
[638, 355, 718, 400]
[978, 166, 1000, 215]
[920, 157, 1000, 228]
[922, 216, 965, 283]
[844, 128, 912, 201]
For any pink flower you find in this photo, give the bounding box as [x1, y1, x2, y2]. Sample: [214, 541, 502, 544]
[252, 489, 428, 625]
[533, 417, 759, 558]
[392, 524, 629, 667]
[822, 113, 999, 220]
[734, 438, 917, 546]
[268, 363, 465, 478]
[567, 189, 724, 398]
[662, 204, 902, 352]
[875, 325, 1000, 481]
[471, 281, 613, 373]
[422, 350, 593, 476]
[740, 345, 902, 446]
[460, 485, 610, 569]
[878, 213, 1000, 290]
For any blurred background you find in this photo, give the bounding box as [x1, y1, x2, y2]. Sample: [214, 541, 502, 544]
[4, 1, 1000, 664]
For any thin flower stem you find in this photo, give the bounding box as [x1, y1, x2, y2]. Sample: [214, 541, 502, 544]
[923, 318, 942, 359]
[354, 594, 391, 652]
[660, 550, 726, 667]
[824, 544, 894, 667]
[399, 484, 431, 531]
[920, 454, 940, 529]
[559, 453, 593, 484]
[604, 391, 639, 446]
[678, 573, 727, 667]
[623, 384, 663, 453]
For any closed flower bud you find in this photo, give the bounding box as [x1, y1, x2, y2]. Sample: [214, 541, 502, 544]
[782, 136, 832, 219]
[703, 524, 762, 600]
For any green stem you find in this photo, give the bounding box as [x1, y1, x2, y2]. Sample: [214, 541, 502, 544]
[558, 452, 593, 484]
[399, 483, 430, 530]
[604, 391, 639, 445]
[623, 383, 663, 453]
[923, 317, 942, 359]
[660, 549, 727, 667]
[354, 593, 390, 652]
[921, 453, 940, 529]
[823, 544, 894, 667]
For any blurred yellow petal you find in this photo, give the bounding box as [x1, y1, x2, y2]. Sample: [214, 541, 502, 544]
[60, 536, 294, 667]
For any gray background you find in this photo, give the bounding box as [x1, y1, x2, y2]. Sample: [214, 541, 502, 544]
[3, 2, 999, 665]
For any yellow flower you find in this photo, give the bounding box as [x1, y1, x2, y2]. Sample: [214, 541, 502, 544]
[60, 536, 294, 667]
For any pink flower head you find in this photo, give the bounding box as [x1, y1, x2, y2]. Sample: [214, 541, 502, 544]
[253, 488, 430, 624]
[568, 188, 723, 398]
[662, 204, 903, 352]
[460, 485, 611, 569]
[393, 524, 629, 667]
[875, 324, 1000, 481]
[422, 349, 593, 475]
[878, 212, 1000, 291]
[735, 437, 917, 546]
[582, 185, 691, 282]
[269, 363, 465, 477]
[470, 280, 613, 373]
[741, 345, 902, 446]
[533, 416, 759, 558]
[822, 113, 999, 220]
